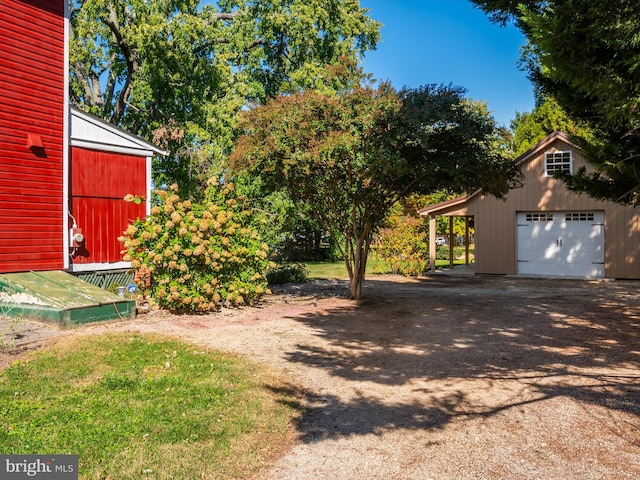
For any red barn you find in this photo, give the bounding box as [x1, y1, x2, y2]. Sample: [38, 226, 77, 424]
[0, 0, 68, 273]
[0, 0, 162, 323]
[0, 0, 163, 280]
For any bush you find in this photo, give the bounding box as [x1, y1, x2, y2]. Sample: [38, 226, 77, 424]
[266, 263, 309, 284]
[120, 182, 271, 313]
[371, 216, 428, 276]
[435, 245, 467, 260]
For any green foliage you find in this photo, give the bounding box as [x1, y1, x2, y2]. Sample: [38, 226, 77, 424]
[231, 82, 518, 298]
[0, 333, 300, 478]
[435, 246, 467, 261]
[266, 263, 310, 285]
[371, 216, 428, 276]
[511, 97, 595, 156]
[408, 191, 475, 238]
[225, 173, 297, 254]
[231, 173, 335, 262]
[69, 0, 381, 198]
[120, 182, 271, 312]
[472, 0, 640, 205]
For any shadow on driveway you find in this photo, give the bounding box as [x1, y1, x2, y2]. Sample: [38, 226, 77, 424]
[274, 275, 640, 444]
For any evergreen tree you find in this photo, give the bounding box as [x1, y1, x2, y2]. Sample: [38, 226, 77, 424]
[471, 0, 640, 205]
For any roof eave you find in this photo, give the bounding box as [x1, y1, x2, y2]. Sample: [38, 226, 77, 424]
[418, 190, 481, 217]
[70, 105, 168, 156]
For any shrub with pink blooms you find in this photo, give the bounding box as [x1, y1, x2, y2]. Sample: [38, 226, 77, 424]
[120, 181, 271, 313]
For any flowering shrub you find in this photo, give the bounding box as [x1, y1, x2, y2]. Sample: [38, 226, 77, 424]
[120, 182, 272, 313]
[371, 215, 428, 276]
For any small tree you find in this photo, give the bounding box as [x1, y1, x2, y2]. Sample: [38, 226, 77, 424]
[230, 83, 519, 299]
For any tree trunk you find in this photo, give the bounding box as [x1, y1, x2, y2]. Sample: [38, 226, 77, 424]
[349, 262, 365, 299]
[345, 233, 371, 300]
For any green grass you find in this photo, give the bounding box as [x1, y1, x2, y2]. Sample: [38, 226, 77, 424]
[304, 258, 392, 279]
[0, 333, 301, 479]
[305, 261, 349, 279]
[305, 255, 473, 280]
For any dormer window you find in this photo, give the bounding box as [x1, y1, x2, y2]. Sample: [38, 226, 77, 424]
[545, 150, 572, 176]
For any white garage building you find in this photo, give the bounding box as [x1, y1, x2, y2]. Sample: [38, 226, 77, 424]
[419, 131, 640, 279]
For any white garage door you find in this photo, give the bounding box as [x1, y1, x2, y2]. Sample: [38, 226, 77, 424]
[517, 212, 604, 277]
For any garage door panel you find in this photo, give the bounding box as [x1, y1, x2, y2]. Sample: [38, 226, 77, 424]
[561, 225, 603, 238]
[516, 212, 604, 278]
[521, 248, 560, 263]
[559, 262, 604, 277]
[563, 238, 603, 253]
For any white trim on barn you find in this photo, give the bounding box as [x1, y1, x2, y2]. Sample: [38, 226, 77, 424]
[516, 211, 605, 278]
[70, 107, 168, 157]
[62, 4, 71, 269]
[69, 261, 132, 273]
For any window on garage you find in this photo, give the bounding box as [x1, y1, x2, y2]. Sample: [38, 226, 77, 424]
[545, 150, 572, 176]
[565, 212, 594, 222]
[525, 213, 554, 222]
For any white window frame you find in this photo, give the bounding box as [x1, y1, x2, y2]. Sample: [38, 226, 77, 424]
[565, 212, 595, 222]
[545, 150, 572, 176]
[525, 213, 554, 222]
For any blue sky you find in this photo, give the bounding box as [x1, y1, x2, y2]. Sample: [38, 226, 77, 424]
[360, 0, 535, 127]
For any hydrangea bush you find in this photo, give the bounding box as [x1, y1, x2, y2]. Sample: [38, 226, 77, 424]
[120, 182, 272, 313]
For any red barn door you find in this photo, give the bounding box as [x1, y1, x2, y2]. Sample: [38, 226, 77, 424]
[70, 148, 147, 266]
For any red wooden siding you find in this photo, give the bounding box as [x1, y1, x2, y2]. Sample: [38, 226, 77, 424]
[70, 148, 147, 265]
[0, 0, 66, 273]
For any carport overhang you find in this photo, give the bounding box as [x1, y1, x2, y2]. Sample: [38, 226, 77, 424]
[418, 190, 480, 272]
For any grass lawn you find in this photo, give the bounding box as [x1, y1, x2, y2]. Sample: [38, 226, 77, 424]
[0, 333, 301, 479]
[305, 261, 349, 279]
[305, 256, 472, 280]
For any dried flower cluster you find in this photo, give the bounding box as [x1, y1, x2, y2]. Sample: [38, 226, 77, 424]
[120, 182, 271, 312]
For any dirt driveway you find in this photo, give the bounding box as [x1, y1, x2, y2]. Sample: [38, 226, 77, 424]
[4, 274, 640, 479]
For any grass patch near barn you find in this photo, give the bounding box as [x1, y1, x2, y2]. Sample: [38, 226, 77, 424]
[0, 333, 301, 479]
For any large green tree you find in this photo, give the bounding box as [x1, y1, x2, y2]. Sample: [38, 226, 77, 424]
[471, 0, 640, 205]
[69, 0, 380, 198]
[510, 97, 595, 156]
[230, 83, 519, 299]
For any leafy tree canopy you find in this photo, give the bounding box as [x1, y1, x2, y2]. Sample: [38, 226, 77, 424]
[471, 0, 640, 205]
[70, 0, 380, 198]
[230, 82, 519, 298]
[510, 97, 595, 156]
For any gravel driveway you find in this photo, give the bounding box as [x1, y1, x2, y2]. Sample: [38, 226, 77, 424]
[4, 274, 640, 479]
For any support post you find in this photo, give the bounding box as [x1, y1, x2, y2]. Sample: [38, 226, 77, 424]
[449, 216, 454, 269]
[465, 216, 470, 265]
[429, 216, 436, 272]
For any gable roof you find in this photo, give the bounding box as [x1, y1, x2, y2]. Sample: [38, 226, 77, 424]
[418, 131, 576, 217]
[70, 106, 168, 157]
[513, 130, 575, 167]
